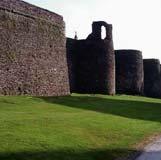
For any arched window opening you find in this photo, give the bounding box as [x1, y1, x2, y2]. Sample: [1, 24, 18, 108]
[101, 26, 106, 39]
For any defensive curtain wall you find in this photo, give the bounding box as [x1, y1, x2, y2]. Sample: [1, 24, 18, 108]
[1, 0, 161, 98]
[0, 0, 70, 96]
[67, 27, 161, 98]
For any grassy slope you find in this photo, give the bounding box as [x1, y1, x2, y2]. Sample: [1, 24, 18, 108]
[0, 94, 161, 160]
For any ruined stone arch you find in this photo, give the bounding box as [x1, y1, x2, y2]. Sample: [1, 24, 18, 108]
[87, 21, 112, 40]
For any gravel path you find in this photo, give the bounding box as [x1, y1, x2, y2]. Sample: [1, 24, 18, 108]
[135, 137, 161, 160]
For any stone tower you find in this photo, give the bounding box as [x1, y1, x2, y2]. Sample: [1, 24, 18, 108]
[67, 21, 115, 95]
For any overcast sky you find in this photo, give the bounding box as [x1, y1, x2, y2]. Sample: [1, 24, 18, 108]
[24, 0, 161, 60]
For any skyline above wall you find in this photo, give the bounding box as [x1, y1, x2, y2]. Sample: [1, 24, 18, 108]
[24, 0, 161, 61]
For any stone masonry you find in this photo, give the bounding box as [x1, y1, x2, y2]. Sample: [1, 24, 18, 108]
[0, 0, 70, 96]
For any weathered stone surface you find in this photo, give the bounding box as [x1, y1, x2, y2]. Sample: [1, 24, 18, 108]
[0, 0, 63, 24]
[115, 50, 144, 95]
[0, 0, 70, 96]
[143, 59, 161, 98]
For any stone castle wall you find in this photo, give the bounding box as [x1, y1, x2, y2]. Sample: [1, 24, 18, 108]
[143, 59, 161, 98]
[67, 21, 115, 95]
[115, 50, 144, 95]
[0, 0, 70, 96]
[0, 0, 63, 23]
[1, 0, 161, 98]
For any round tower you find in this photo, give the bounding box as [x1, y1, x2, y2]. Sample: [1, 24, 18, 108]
[74, 21, 115, 95]
[115, 49, 144, 95]
[143, 59, 161, 98]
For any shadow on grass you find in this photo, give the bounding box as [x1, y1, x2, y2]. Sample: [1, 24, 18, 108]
[0, 148, 140, 160]
[39, 95, 161, 123]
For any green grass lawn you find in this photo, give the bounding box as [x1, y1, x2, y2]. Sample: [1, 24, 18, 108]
[0, 94, 161, 160]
